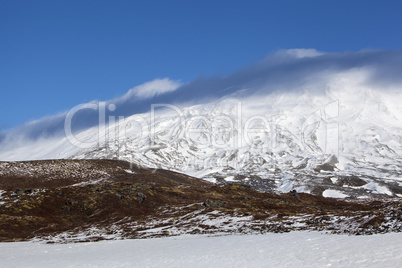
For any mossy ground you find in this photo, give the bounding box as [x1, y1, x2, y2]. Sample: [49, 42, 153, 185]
[0, 160, 401, 242]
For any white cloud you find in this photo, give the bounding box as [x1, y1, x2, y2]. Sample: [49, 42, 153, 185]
[125, 78, 181, 100]
[274, 48, 324, 59]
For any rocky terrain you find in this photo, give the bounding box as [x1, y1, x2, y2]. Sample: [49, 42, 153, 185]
[0, 159, 401, 243]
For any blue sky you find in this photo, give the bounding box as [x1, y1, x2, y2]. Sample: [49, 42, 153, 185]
[1, 0, 402, 130]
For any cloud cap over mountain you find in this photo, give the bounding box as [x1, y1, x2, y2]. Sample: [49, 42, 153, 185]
[1, 49, 402, 149]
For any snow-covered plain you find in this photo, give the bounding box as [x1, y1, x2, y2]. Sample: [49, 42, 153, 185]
[1, 232, 401, 268]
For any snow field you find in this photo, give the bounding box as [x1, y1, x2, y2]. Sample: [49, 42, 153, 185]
[1, 232, 401, 268]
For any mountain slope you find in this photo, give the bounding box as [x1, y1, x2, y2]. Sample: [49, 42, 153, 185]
[68, 86, 402, 198]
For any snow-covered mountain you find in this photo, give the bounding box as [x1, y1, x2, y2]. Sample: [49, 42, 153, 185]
[1, 49, 401, 198]
[70, 86, 402, 198]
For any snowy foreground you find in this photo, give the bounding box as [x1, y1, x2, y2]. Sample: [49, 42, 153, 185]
[1, 232, 401, 268]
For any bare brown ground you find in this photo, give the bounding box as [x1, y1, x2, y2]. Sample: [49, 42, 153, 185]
[0, 159, 400, 242]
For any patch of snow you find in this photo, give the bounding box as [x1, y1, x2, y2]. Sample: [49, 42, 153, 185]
[0, 190, 5, 205]
[71, 178, 108, 187]
[277, 174, 294, 193]
[363, 182, 393, 196]
[225, 176, 235, 182]
[322, 189, 349, 198]
[124, 169, 136, 174]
